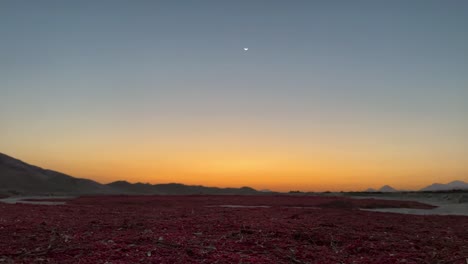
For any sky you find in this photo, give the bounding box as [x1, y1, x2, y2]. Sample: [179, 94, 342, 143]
[1, 0, 467, 191]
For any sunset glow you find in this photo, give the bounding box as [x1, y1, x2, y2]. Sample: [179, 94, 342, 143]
[1, 1, 467, 191]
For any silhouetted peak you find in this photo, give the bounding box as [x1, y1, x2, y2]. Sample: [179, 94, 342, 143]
[107, 181, 131, 186]
[420, 180, 468, 191]
[379, 185, 397, 192]
[448, 180, 466, 185]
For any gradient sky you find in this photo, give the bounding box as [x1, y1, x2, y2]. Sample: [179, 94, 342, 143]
[1, 1, 467, 191]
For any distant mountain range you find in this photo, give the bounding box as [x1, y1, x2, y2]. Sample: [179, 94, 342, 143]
[365, 181, 468, 193]
[364, 185, 398, 192]
[0, 153, 112, 195]
[1, 152, 467, 195]
[420, 180, 468, 192]
[0, 152, 262, 196]
[107, 181, 259, 195]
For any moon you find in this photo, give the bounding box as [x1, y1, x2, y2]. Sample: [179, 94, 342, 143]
[243, 48, 248, 51]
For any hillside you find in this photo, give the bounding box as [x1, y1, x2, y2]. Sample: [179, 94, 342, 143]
[107, 181, 260, 195]
[420, 180, 468, 192]
[0, 153, 113, 195]
[0, 153, 261, 196]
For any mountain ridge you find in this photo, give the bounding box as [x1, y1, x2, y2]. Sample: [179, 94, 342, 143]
[420, 180, 468, 192]
[0, 152, 112, 195]
[106, 180, 259, 195]
[0, 152, 262, 195]
[2, 152, 467, 195]
[378, 185, 398, 192]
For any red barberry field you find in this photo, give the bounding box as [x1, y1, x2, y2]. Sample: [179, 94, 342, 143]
[1, 195, 467, 263]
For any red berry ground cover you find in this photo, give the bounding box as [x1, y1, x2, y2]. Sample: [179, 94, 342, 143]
[0, 195, 466, 263]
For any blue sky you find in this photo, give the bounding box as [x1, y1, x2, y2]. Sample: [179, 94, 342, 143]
[1, 1, 467, 190]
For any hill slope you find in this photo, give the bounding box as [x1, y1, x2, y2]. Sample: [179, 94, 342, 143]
[420, 180, 468, 191]
[0, 153, 113, 195]
[378, 185, 398, 192]
[0, 153, 261, 195]
[107, 181, 260, 195]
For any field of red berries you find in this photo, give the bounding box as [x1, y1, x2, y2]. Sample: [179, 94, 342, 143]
[0, 195, 467, 263]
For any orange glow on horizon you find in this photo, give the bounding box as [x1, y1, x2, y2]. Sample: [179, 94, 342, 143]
[7, 146, 466, 192]
[2, 113, 467, 192]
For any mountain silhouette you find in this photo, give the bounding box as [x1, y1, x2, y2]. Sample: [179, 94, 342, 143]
[0, 152, 261, 196]
[107, 181, 259, 195]
[378, 185, 398, 192]
[0, 152, 112, 195]
[420, 180, 468, 192]
[3, 152, 466, 195]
